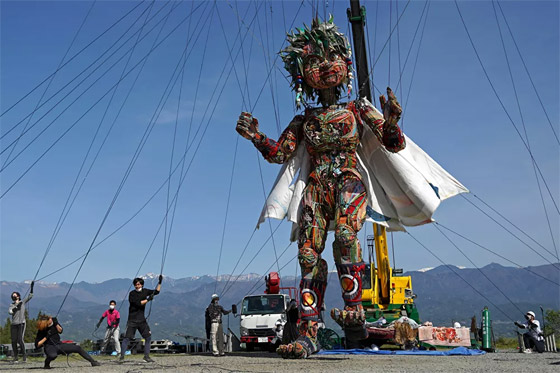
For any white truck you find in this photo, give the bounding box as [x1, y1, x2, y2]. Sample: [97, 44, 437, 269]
[239, 293, 291, 351]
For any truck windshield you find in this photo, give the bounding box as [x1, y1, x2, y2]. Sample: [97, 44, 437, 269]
[241, 295, 285, 315]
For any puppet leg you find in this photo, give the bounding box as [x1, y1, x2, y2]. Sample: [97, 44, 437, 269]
[330, 173, 368, 342]
[277, 178, 331, 359]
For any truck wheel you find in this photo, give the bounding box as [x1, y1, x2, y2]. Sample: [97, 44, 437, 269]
[246, 343, 254, 352]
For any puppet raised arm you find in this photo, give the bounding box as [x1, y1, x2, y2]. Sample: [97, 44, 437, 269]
[357, 87, 405, 153]
[236, 112, 304, 164]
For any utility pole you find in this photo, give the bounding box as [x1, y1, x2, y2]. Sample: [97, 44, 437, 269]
[347, 0, 372, 102]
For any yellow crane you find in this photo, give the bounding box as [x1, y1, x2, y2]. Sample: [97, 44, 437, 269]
[362, 224, 419, 324]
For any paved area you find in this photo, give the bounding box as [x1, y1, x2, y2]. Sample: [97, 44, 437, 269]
[1, 350, 559, 372]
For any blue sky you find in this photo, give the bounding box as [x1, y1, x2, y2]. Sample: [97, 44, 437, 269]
[1, 0, 558, 290]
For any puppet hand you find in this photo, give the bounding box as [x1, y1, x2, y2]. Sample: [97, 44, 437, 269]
[379, 87, 402, 126]
[236, 112, 259, 140]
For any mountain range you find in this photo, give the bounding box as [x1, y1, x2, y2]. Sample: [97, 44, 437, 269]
[1, 263, 558, 343]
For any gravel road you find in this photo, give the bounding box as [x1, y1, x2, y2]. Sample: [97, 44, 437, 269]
[1, 350, 558, 372]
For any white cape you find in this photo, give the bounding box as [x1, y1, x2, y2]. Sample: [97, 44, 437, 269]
[256, 123, 468, 241]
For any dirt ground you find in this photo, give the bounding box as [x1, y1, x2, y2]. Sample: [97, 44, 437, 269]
[1, 350, 559, 372]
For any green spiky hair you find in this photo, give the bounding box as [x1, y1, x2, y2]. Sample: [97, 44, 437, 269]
[280, 17, 351, 104]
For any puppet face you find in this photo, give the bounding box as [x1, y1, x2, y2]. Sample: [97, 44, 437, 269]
[303, 52, 347, 90]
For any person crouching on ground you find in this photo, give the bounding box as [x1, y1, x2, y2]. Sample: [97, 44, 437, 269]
[119, 275, 162, 363]
[96, 300, 121, 355]
[8, 281, 33, 363]
[515, 311, 545, 353]
[35, 315, 100, 369]
[206, 294, 231, 356]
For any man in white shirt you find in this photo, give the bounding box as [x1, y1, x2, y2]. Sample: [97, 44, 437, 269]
[515, 311, 545, 353]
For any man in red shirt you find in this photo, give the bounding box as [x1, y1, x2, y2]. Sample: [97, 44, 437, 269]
[96, 300, 121, 355]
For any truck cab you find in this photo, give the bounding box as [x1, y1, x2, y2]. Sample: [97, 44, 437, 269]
[239, 294, 290, 351]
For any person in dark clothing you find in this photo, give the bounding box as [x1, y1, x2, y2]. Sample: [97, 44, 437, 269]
[282, 299, 299, 344]
[205, 307, 211, 351]
[9, 281, 33, 362]
[35, 315, 100, 369]
[119, 275, 162, 363]
[206, 294, 231, 356]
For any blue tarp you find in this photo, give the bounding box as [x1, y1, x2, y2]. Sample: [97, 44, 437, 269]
[318, 347, 486, 356]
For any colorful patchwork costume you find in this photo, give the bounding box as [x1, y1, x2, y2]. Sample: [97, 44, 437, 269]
[236, 19, 466, 358]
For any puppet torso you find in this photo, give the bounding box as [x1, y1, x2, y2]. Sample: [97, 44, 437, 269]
[303, 104, 361, 180]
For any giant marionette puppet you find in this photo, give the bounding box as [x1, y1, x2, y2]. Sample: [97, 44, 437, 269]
[236, 19, 467, 359]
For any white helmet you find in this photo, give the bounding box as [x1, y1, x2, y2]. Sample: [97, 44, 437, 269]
[526, 311, 535, 318]
[211, 294, 219, 300]
[275, 320, 282, 326]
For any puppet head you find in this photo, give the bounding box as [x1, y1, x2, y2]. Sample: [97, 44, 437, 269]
[281, 17, 353, 108]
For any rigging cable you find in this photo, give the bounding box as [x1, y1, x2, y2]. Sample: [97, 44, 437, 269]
[238, 248, 297, 304]
[129, 0, 252, 300]
[220, 229, 258, 296]
[160, 0, 210, 276]
[459, 195, 559, 267]
[263, 1, 283, 137]
[255, 153, 281, 274]
[389, 131, 558, 269]
[219, 0, 306, 285]
[365, 0, 379, 96]
[35, 18, 225, 285]
[454, 0, 559, 215]
[162, 58, 185, 277]
[53, 2, 215, 315]
[235, 0, 255, 110]
[407, 231, 515, 321]
[433, 224, 525, 316]
[495, 1, 559, 146]
[2, 0, 97, 169]
[37, 0, 255, 284]
[435, 222, 559, 287]
[395, 0, 403, 102]
[243, 0, 306, 112]
[0, 1, 163, 156]
[0, 1, 203, 199]
[230, 242, 295, 302]
[217, 0, 270, 294]
[469, 193, 557, 261]
[388, 0, 392, 87]
[0, 0, 178, 165]
[394, 0, 430, 126]
[214, 0, 266, 289]
[32, 0, 159, 283]
[35, 0, 182, 284]
[401, 0, 430, 124]
[356, 0, 412, 98]
[222, 222, 284, 296]
[114, 0, 265, 304]
[252, 1, 282, 272]
[0, 0, 148, 118]
[491, 0, 558, 263]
